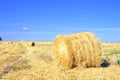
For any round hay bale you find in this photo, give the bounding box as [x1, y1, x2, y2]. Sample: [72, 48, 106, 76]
[54, 32, 102, 70]
[31, 42, 35, 46]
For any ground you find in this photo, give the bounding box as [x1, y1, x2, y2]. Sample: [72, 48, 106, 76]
[0, 41, 120, 80]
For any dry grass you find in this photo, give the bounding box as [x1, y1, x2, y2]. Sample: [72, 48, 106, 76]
[102, 43, 120, 65]
[0, 41, 120, 80]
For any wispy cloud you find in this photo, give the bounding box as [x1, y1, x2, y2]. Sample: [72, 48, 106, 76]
[22, 27, 28, 31]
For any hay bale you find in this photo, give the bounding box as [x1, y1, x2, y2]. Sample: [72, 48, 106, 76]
[54, 32, 102, 69]
[31, 42, 35, 46]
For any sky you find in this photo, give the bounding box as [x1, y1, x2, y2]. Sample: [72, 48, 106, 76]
[0, 0, 120, 42]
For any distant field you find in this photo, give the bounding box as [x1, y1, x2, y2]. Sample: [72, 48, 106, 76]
[0, 41, 120, 80]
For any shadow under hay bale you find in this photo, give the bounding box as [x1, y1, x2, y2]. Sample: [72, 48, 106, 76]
[54, 32, 102, 70]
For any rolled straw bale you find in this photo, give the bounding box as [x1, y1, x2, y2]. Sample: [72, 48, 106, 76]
[31, 42, 35, 46]
[54, 32, 102, 69]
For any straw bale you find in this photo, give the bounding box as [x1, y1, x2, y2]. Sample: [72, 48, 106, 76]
[54, 32, 102, 69]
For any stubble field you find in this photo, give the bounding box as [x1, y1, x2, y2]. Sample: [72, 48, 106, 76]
[0, 41, 120, 80]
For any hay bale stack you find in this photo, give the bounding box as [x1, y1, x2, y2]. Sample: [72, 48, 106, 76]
[54, 32, 102, 70]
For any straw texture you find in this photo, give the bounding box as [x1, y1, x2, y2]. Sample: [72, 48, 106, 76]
[54, 32, 102, 70]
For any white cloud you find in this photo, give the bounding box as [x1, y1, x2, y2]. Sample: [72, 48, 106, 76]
[22, 27, 28, 31]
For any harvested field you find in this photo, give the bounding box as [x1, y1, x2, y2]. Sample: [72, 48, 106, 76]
[0, 41, 120, 80]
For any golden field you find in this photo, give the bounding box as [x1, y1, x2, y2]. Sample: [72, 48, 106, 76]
[0, 41, 120, 80]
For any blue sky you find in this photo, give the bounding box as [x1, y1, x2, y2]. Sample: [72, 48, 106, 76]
[0, 0, 120, 42]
